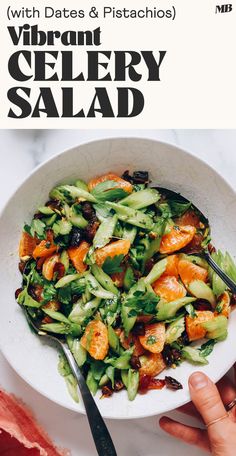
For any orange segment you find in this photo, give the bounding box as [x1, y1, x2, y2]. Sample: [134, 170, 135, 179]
[139, 353, 166, 377]
[178, 259, 208, 288]
[119, 330, 145, 357]
[33, 239, 57, 260]
[88, 173, 133, 193]
[139, 323, 165, 354]
[175, 210, 200, 228]
[68, 241, 90, 273]
[186, 310, 214, 341]
[216, 291, 231, 318]
[95, 239, 131, 267]
[160, 225, 196, 254]
[42, 254, 60, 281]
[152, 275, 186, 302]
[163, 255, 179, 278]
[19, 231, 37, 259]
[80, 320, 109, 360]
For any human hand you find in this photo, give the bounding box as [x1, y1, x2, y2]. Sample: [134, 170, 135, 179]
[159, 365, 236, 455]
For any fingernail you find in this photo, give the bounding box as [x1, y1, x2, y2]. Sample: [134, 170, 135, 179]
[189, 372, 209, 390]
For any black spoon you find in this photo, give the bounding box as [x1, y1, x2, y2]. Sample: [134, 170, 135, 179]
[19, 305, 117, 456]
[152, 186, 236, 295]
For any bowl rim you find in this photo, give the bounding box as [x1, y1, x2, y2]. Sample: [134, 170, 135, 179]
[1, 135, 236, 218]
[1, 135, 236, 419]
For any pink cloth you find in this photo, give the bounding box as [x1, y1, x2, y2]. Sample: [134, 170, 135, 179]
[0, 390, 70, 455]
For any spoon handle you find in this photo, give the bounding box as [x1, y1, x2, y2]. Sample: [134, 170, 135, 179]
[60, 343, 117, 456]
[204, 251, 236, 294]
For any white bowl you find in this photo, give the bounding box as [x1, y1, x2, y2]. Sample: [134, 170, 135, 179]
[0, 137, 236, 419]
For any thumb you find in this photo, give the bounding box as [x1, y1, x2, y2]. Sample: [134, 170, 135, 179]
[189, 372, 231, 439]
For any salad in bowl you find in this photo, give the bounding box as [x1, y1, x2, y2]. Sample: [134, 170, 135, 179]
[16, 170, 236, 403]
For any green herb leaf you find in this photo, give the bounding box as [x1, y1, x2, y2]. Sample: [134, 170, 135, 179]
[102, 254, 125, 274]
[24, 219, 46, 240]
[91, 180, 128, 202]
[169, 200, 191, 217]
[199, 340, 216, 357]
[42, 283, 57, 302]
[126, 290, 160, 315]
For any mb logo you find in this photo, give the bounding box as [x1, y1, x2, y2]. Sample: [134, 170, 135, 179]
[215, 4, 233, 13]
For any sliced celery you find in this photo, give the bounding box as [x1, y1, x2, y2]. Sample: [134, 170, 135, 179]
[121, 301, 137, 336]
[106, 202, 154, 231]
[165, 316, 185, 344]
[144, 258, 167, 284]
[108, 326, 121, 353]
[93, 215, 117, 249]
[75, 179, 88, 192]
[55, 273, 81, 288]
[68, 297, 101, 325]
[127, 369, 139, 401]
[50, 185, 97, 203]
[91, 264, 119, 295]
[122, 225, 137, 243]
[203, 315, 228, 341]
[188, 280, 216, 306]
[85, 273, 116, 299]
[42, 309, 70, 324]
[119, 188, 160, 210]
[156, 297, 196, 321]
[182, 346, 208, 365]
[67, 336, 87, 367]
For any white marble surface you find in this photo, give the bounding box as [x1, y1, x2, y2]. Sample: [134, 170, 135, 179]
[0, 129, 236, 456]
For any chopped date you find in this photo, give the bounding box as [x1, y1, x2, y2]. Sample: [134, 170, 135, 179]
[133, 269, 142, 280]
[165, 376, 183, 391]
[85, 220, 100, 242]
[121, 170, 133, 183]
[139, 375, 165, 394]
[132, 322, 145, 336]
[208, 243, 216, 254]
[162, 344, 182, 367]
[182, 233, 203, 254]
[28, 285, 43, 302]
[82, 202, 96, 221]
[18, 261, 26, 274]
[36, 257, 45, 271]
[194, 299, 212, 311]
[114, 380, 124, 392]
[145, 258, 155, 274]
[231, 294, 236, 306]
[113, 315, 122, 328]
[33, 212, 44, 220]
[101, 380, 124, 398]
[178, 330, 189, 346]
[54, 262, 65, 280]
[133, 171, 149, 184]
[121, 170, 149, 185]
[15, 288, 23, 300]
[69, 227, 84, 247]
[130, 355, 141, 370]
[101, 385, 113, 398]
[45, 200, 61, 210]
